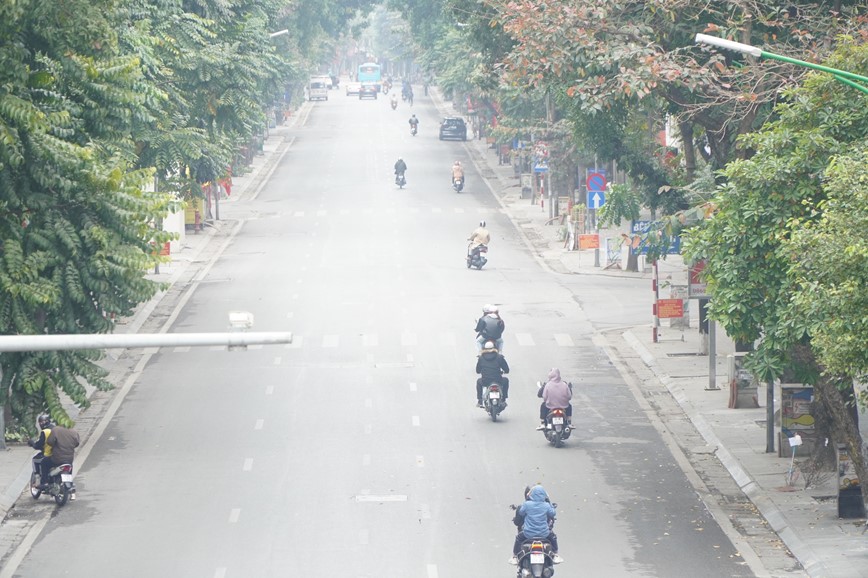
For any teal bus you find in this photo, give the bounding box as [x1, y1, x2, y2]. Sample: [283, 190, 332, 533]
[357, 62, 382, 91]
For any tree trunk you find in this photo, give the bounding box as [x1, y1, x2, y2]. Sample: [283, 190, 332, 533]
[678, 121, 696, 183]
[814, 376, 868, 511]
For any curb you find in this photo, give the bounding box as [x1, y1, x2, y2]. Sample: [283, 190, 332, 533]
[621, 329, 826, 577]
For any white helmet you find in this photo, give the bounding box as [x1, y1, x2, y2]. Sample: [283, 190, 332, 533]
[483, 304, 493, 313]
[483, 340, 496, 350]
[488, 305, 498, 314]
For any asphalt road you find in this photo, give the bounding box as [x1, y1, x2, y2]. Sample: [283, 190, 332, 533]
[13, 88, 755, 577]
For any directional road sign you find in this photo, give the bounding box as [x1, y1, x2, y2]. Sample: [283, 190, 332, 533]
[587, 190, 606, 209]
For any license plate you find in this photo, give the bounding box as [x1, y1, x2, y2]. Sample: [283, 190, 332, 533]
[552, 417, 564, 425]
[60, 474, 73, 483]
[530, 553, 545, 564]
[489, 391, 500, 399]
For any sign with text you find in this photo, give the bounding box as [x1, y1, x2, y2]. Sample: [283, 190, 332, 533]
[688, 260, 709, 299]
[579, 234, 600, 249]
[656, 299, 684, 319]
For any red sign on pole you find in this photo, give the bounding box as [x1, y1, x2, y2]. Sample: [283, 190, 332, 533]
[688, 260, 709, 299]
[657, 299, 684, 319]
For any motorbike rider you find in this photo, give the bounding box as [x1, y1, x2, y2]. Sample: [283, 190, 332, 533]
[390, 92, 398, 108]
[451, 160, 465, 187]
[475, 304, 505, 353]
[509, 484, 563, 565]
[27, 413, 54, 488]
[394, 157, 407, 183]
[46, 422, 80, 499]
[537, 368, 573, 430]
[467, 220, 490, 263]
[475, 340, 509, 408]
[409, 114, 419, 133]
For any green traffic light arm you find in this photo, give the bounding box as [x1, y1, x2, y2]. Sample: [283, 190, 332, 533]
[695, 34, 868, 95]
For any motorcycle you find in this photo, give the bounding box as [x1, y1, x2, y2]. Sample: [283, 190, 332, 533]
[466, 244, 488, 270]
[482, 382, 506, 421]
[452, 177, 464, 193]
[30, 453, 75, 506]
[410, 124, 418, 136]
[395, 172, 406, 189]
[391, 99, 398, 110]
[537, 380, 573, 448]
[510, 490, 561, 577]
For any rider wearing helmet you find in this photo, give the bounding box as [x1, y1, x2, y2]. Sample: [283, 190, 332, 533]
[475, 340, 509, 408]
[394, 157, 407, 182]
[475, 304, 505, 353]
[451, 160, 465, 186]
[409, 114, 419, 130]
[28, 414, 54, 488]
[468, 220, 490, 250]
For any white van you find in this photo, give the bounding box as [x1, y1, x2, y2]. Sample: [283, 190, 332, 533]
[308, 77, 328, 101]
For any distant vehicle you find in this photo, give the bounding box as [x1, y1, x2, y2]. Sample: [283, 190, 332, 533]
[357, 62, 382, 91]
[439, 117, 467, 141]
[359, 84, 377, 100]
[308, 77, 329, 101]
[345, 82, 361, 96]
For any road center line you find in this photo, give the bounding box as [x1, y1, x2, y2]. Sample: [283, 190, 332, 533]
[228, 509, 241, 523]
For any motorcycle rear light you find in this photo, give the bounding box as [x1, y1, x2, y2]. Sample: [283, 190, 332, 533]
[60, 465, 73, 473]
[531, 542, 544, 551]
[490, 385, 499, 391]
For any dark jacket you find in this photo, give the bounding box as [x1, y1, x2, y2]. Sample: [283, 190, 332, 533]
[394, 159, 407, 174]
[46, 426, 80, 464]
[476, 349, 509, 381]
[475, 314, 504, 340]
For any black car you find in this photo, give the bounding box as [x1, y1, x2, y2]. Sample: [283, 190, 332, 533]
[359, 84, 377, 100]
[439, 117, 467, 141]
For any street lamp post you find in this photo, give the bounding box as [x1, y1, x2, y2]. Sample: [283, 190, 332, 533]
[695, 34, 868, 95]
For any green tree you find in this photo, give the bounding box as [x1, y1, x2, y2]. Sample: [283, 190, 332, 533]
[0, 0, 176, 430]
[685, 39, 868, 506]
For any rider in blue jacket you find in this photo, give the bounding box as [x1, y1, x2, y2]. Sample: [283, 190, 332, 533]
[509, 485, 563, 565]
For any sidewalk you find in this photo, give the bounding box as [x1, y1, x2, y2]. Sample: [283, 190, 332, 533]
[439, 90, 868, 577]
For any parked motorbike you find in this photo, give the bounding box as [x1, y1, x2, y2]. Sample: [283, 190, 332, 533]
[482, 382, 506, 421]
[466, 244, 488, 270]
[395, 172, 406, 189]
[453, 177, 464, 193]
[30, 453, 75, 506]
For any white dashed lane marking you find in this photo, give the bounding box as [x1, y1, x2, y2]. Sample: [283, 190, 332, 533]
[228, 509, 241, 523]
[515, 333, 535, 346]
[254, 419, 264, 430]
[554, 333, 574, 346]
[242, 458, 253, 472]
[265, 386, 274, 395]
[412, 416, 420, 427]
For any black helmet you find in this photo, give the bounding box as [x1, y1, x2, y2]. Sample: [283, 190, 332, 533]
[37, 414, 52, 429]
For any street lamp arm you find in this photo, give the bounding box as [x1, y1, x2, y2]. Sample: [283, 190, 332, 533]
[695, 33, 868, 95]
[695, 34, 762, 58]
[0, 332, 293, 352]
